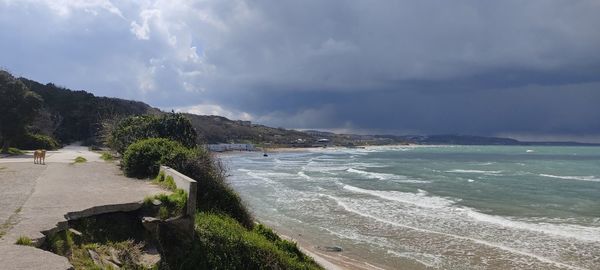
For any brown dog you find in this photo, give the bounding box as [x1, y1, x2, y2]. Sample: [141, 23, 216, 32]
[33, 149, 47, 164]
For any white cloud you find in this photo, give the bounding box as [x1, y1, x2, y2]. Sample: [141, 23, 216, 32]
[176, 104, 253, 121]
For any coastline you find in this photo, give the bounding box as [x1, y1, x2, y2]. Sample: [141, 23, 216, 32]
[216, 149, 396, 270]
[273, 227, 389, 270]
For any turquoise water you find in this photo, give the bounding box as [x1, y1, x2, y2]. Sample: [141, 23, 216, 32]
[222, 146, 600, 269]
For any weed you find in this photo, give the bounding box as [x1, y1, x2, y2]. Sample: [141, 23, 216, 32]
[15, 236, 34, 246]
[100, 152, 114, 161]
[73, 156, 87, 163]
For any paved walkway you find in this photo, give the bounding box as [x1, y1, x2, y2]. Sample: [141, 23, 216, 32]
[0, 146, 164, 270]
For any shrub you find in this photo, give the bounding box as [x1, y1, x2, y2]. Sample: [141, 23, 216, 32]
[100, 152, 114, 161]
[15, 236, 34, 246]
[178, 148, 254, 228]
[122, 138, 195, 178]
[169, 213, 321, 270]
[107, 113, 197, 155]
[7, 147, 25, 155]
[15, 133, 59, 150]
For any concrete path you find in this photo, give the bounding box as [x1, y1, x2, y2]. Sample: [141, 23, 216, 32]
[0, 146, 165, 270]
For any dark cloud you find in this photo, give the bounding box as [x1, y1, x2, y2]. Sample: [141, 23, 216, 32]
[1, 0, 600, 141]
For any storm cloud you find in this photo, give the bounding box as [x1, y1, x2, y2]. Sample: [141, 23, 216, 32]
[1, 0, 599, 141]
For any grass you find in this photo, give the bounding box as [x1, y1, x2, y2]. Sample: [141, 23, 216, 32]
[44, 213, 158, 270]
[99, 152, 114, 161]
[15, 236, 34, 246]
[73, 156, 87, 163]
[144, 189, 188, 219]
[153, 170, 177, 191]
[170, 212, 322, 270]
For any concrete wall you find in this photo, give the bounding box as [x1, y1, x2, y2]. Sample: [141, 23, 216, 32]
[159, 165, 197, 217]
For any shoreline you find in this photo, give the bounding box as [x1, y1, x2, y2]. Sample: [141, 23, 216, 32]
[272, 228, 389, 270]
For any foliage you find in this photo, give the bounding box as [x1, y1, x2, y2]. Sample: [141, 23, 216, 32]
[15, 133, 59, 150]
[170, 212, 321, 270]
[122, 138, 195, 178]
[0, 70, 43, 152]
[7, 148, 25, 156]
[108, 113, 197, 155]
[46, 230, 74, 256]
[154, 174, 177, 191]
[144, 189, 188, 219]
[73, 156, 87, 163]
[99, 152, 114, 161]
[15, 236, 34, 246]
[20, 77, 155, 144]
[178, 148, 254, 228]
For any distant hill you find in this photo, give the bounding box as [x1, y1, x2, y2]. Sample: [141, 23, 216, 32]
[183, 114, 315, 145]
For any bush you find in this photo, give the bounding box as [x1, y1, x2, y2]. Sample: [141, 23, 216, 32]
[107, 113, 197, 155]
[122, 138, 195, 178]
[100, 152, 114, 161]
[6, 147, 25, 155]
[15, 133, 59, 150]
[123, 138, 253, 227]
[169, 213, 321, 270]
[177, 147, 254, 228]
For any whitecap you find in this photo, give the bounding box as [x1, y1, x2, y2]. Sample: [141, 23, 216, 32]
[446, 169, 503, 175]
[343, 185, 454, 209]
[539, 174, 600, 182]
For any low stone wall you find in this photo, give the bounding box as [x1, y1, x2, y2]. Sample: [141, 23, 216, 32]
[159, 165, 197, 217]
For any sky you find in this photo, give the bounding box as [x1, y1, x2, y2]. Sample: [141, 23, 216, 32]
[1, 0, 600, 142]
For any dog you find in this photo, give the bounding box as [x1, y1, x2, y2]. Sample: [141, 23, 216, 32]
[33, 149, 47, 164]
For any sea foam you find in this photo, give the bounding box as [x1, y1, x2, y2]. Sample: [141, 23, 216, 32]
[539, 174, 600, 182]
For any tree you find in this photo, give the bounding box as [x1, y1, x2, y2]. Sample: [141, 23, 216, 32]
[106, 113, 198, 154]
[0, 71, 43, 152]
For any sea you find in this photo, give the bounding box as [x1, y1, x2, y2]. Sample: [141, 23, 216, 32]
[220, 145, 600, 270]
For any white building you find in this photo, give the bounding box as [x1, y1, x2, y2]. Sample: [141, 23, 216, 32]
[207, 143, 255, 152]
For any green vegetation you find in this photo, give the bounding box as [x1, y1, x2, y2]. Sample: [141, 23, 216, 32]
[122, 137, 253, 227]
[46, 230, 74, 256]
[15, 236, 34, 246]
[153, 174, 177, 191]
[144, 189, 188, 219]
[46, 213, 158, 270]
[20, 77, 155, 145]
[15, 133, 60, 150]
[122, 138, 195, 178]
[73, 156, 87, 163]
[7, 147, 25, 156]
[107, 113, 197, 155]
[99, 152, 114, 161]
[0, 71, 43, 153]
[169, 213, 321, 270]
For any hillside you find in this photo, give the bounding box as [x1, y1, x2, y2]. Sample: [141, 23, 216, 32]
[183, 114, 315, 145]
[19, 78, 158, 144]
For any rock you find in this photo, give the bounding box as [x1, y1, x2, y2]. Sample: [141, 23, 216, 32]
[142, 216, 161, 233]
[321, 246, 343, 252]
[108, 248, 122, 266]
[152, 199, 162, 206]
[68, 228, 82, 237]
[88, 250, 102, 265]
[88, 249, 121, 269]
